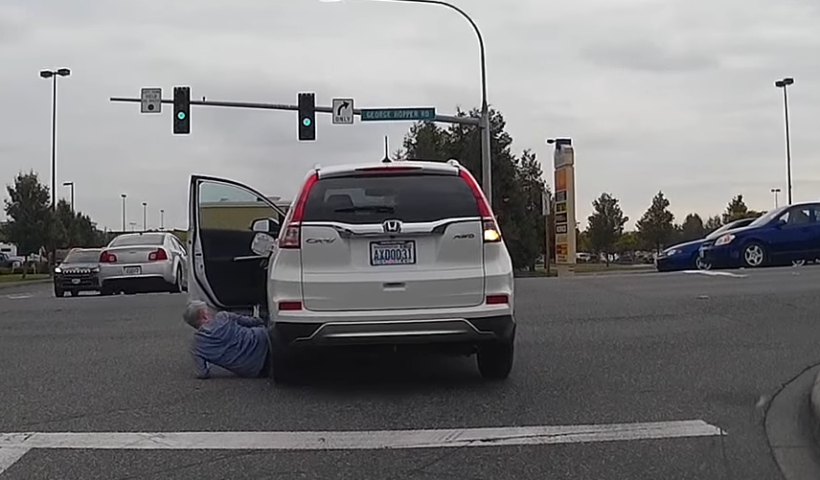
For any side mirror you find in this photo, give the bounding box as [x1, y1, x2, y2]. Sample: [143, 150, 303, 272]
[251, 218, 281, 237]
[251, 233, 276, 256]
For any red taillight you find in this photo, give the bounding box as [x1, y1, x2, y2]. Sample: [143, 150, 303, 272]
[354, 166, 422, 174]
[100, 251, 117, 263]
[459, 168, 502, 242]
[278, 301, 302, 311]
[280, 171, 319, 249]
[148, 248, 168, 261]
[486, 294, 509, 305]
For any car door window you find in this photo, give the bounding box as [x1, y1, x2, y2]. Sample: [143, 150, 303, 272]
[196, 180, 281, 308]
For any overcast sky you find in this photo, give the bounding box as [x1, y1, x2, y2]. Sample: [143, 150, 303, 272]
[1, 0, 818, 231]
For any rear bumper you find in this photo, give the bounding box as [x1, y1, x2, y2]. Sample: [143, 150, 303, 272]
[99, 261, 175, 284]
[273, 313, 515, 347]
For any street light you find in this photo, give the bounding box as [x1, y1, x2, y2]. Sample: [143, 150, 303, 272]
[771, 188, 781, 208]
[160, 209, 165, 231]
[142, 202, 147, 231]
[319, 0, 493, 206]
[774, 77, 794, 205]
[121, 194, 127, 232]
[62, 181, 74, 212]
[40, 67, 70, 267]
[129, 222, 137, 232]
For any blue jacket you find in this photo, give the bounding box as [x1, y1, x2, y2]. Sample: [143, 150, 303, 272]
[190, 311, 269, 379]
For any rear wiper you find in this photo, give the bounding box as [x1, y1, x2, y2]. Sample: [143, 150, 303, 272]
[334, 206, 395, 213]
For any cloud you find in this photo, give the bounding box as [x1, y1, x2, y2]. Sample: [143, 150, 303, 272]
[1, 0, 819, 232]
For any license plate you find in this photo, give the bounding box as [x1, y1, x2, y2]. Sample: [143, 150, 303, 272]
[123, 266, 141, 275]
[71, 278, 80, 284]
[370, 241, 416, 266]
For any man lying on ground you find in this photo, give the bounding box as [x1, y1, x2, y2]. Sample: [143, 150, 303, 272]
[182, 300, 270, 379]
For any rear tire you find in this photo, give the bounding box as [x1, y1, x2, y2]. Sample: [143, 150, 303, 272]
[477, 339, 515, 380]
[170, 267, 182, 293]
[268, 328, 300, 386]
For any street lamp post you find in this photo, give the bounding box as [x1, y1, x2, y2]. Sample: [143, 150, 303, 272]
[774, 77, 794, 205]
[320, 0, 492, 206]
[160, 209, 165, 230]
[121, 194, 127, 232]
[129, 222, 137, 232]
[62, 181, 75, 212]
[142, 202, 147, 231]
[40, 67, 71, 267]
[771, 188, 781, 208]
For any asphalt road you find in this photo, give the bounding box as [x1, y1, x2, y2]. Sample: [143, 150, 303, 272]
[2, 266, 820, 479]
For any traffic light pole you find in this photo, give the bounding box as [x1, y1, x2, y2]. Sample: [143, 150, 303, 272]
[109, 96, 480, 127]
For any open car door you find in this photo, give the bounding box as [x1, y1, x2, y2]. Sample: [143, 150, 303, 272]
[188, 175, 286, 313]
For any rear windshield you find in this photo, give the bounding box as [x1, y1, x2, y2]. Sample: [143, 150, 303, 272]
[302, 173, 480, 224]
[64, 251, 100, 263]
[109, 234, 164, 247]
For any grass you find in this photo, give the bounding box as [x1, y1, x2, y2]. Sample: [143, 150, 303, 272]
[0, 273, 51, 283]
[573, 263, 655, 273]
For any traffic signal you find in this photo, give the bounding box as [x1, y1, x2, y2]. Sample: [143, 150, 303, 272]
[298, 92, 316, 141]
[173, 86, 191, 135]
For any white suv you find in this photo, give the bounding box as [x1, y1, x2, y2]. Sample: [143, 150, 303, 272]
[187, 159, 515, 384]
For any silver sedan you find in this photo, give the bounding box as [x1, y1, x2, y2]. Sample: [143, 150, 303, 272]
[98, 232, 188, 295]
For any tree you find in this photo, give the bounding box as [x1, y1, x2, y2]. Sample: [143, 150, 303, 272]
[586, 193, 628, 265]
[704, 215, 723, 232]
[53, 199, 106, 249]
[400, 107, 545, 270]
[636, 191, 675, 253]
[679, 213, 706, 243]
[722, 195, 749, 224]
[3, 171, 52, 277]
[616, 231, 641, 254]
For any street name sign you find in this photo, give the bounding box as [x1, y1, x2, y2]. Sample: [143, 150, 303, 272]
[360, 107, 436, 122]
[140, 88, 162, 113]
[332, 98, 354, 125]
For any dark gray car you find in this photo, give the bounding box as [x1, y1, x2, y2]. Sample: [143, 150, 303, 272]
[54, 248, 103, 297]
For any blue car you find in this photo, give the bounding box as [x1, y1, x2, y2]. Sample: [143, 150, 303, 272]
[700, 202, 820, 269]
[655, 218, 755, 272]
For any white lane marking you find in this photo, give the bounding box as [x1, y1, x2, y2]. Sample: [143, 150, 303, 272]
[0, 420, 724, 472]
[682, 270, 747, 278]
[0, 447, 30, 473]
[4, 294, 33, 299]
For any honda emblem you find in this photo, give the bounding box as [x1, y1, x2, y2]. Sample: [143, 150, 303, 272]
[383, 219, 402, 233]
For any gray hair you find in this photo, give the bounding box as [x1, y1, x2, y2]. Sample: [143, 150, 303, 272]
[183, 300, 210, 328]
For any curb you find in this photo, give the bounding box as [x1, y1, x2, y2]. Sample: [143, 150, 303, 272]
[0, 278, 52, 291]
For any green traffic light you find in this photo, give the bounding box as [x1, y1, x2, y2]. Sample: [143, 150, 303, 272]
[178, 112, 186, 120]
[302, 118, 311, 127]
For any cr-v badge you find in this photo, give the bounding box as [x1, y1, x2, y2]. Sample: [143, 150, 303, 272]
[305, 238, 336, 244]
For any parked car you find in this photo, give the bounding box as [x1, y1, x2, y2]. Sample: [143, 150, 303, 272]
[700, 202, 820, 269]
[53, 248, 102, 297]
[187, 159, 517, 384]
[98, 232, 189, 295]
[655, 218, 755, 272]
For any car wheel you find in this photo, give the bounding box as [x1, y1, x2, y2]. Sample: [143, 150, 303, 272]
[53, 286, 65, 298]
[742, 242, 767, 268]
[170, 267, 182, 293]
[792, 259, 806, 267]
[477, 339, 515, 380]
[695, 256, 712, 270]
[268, 328, 300, 386]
